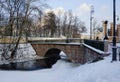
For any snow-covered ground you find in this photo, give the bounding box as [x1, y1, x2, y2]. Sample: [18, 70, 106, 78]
[0, 43, 40, 64]
[0, 56, 120, 82]
[0, 44, 120, 82]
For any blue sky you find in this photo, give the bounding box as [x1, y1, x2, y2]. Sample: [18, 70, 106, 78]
[46, 0, 120, 33]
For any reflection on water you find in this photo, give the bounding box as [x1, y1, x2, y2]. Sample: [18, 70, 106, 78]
[0, 50, 70, 71]
[0, 58, 60, 71]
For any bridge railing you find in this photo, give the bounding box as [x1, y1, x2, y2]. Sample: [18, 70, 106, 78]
[65, 38, 84, 43]
[28, 37, 84, 44]
[84, 39, 108, 52]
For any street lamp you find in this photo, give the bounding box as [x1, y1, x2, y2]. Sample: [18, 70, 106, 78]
[112, 0, 117, 61]
[90, 5, 94, 40]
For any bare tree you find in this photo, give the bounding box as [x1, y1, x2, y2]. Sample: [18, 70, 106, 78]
[93, 19, 102, 39]
[55, 10, 63, 37]
[43, 11, 57, 37]
[67, 10, 74, 38]
[11, 0, 45, 59]
[61, 10, 87, 38]
[72, 16, 79, 38]
[0, 0, 27, 59]
[62, 12, 67, 36]
[0, 0, 45, 60]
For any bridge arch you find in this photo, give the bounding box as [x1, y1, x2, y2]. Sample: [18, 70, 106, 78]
[44, 48, 68, 67]
[45, 48, 61, 58]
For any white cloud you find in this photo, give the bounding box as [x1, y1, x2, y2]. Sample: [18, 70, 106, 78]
[53, 7, 66, 16]
[100, 5, 109, 11]
[44, 7, 66, 16]
[77, 3, 91, 16]
[79, 3, 90, 12]
[44, 8, 52, 13]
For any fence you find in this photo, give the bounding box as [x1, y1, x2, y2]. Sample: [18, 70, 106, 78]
[84, 39, 108, 52]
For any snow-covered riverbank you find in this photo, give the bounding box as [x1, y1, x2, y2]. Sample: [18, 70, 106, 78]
[0, 43, 120, 82]
[0, 43, 38, 64]
[0, 55, 120, 82]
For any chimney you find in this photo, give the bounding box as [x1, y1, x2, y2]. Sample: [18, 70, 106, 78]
[103, 20, 108, 40]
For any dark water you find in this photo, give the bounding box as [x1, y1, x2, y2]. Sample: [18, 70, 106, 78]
[0, 57, 60, 71]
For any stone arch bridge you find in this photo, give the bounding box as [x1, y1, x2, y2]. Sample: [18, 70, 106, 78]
[31, 43, 85, 63]
[31, 43, 109, 64]
[29, 38, 109, 64]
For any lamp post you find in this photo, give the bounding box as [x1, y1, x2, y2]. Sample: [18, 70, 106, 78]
[90, 5, 94, 40]
[112, 0, 117, 61]
[0, 4, 2, 25]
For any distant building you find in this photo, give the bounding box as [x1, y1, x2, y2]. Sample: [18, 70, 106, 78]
[81, 33, 93, 39]
[95, 30, 103, 40]
[110, 23, 114, 36]
[106, 23, 120, 42]
[117, 24, 120, 41]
